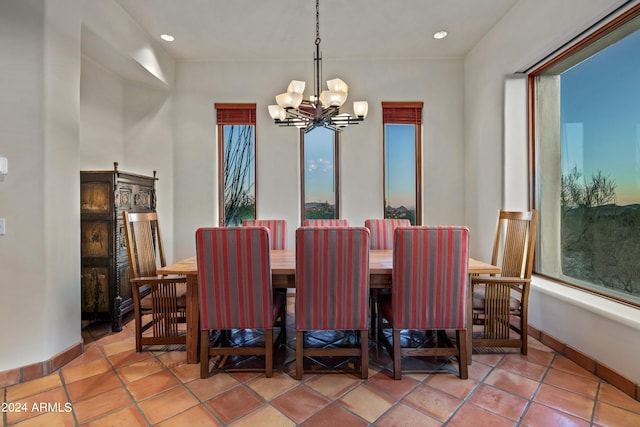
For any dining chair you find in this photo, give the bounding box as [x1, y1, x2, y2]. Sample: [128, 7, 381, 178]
[242, 219, 287, 249]
[471, 209, 538, 354]
[195, 226, 286, 378]
[364, 218, 411, 250]
[122, 212, 187, 353]
[364, 218, 411, 334]
[303, 219, 349, 226]
[377, 226, 470, 380]
[295, 226, 370, 379]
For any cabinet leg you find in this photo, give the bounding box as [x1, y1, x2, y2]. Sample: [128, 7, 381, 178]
[112, 296, 123, 332]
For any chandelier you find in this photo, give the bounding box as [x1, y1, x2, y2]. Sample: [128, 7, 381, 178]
[268, 0, 368, 133]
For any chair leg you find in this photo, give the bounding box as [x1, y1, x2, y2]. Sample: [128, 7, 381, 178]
[279, 302, 287, 346]
[360, 330, 369, 379]
[296, 330, 304, 380]
[135, 322, 142, 353]
[200, 330, 209, 379]
[521, 312, 528, 355]
[392, 329, 401, 380]
[265, 328, 273, 378]
[457, 329, 468, 379]
[369, 292, 377, 338]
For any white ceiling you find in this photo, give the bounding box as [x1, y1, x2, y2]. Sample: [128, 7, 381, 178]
[113, 0, 519, 61]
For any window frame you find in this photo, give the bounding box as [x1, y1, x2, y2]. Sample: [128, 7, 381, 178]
[300, 127, 340, 224]
[382, 101, 423, 225]
[528, 4, 640, 308]
[215, 103, 257, 226]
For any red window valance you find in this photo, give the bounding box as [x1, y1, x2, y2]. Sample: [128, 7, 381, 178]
[215, 103, 256, 125]
[382, 102, 423, 125]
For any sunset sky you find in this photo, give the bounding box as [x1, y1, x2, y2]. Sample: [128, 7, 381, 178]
[561, 29, 640, 206]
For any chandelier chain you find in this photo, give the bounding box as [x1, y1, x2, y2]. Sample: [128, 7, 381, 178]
[315, 0, 321, 45]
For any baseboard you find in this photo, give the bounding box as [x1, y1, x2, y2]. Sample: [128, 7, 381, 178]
[528, 325, 639, 401]
[0, 341, 83, 388]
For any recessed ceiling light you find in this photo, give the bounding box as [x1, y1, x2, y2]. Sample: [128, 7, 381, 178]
[160, 34, 175, 42]
[433, 30, 448, 40]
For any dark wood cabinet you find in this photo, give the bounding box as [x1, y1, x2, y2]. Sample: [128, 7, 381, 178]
[81, 162, 157, 331]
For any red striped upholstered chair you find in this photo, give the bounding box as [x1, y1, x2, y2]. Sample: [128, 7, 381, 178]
[295, 227, 370, 379]
[364, 218, 411, 250]
[364, 218, 411, 334]
[195, 227, 286, 378]
[123, 212, 187, 353]
[303, 219, 349, 227]
[378, 226, 470, 380]
[242, 219, 287, 249]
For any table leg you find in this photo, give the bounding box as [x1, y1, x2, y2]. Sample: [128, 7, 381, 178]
[186, 274, 200, 363]
[466, 277, 473, 365]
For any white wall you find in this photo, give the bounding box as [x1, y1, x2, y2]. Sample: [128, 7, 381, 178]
[465, 0, 639, 382]
[173, 57, 465, 257]
[80, 56, 124, 167]
[0, 0, 82, 371]
[0, 0, 175, 373]
[123, 82, 175, 261]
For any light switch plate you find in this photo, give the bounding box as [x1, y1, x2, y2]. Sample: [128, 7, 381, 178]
[0, 218, 5, 235]
[0, 157, 7, 175]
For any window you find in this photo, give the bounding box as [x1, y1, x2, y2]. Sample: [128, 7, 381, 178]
[531, 6, 640, 305]
[215, 103, 256, 226]
[382, 102, 423, 224]
[301, 127, 339, 222]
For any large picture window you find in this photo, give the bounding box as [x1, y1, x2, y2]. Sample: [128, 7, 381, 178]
[382, 102, 423, 224]
[301, 127, 339, 222]
[531, 6, 640, 305]
[215, 103, 256, 226]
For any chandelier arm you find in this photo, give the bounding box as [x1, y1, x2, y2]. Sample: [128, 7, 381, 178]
[285, 109, 314, 120]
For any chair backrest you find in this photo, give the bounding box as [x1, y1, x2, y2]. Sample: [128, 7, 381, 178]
[195, 227, 273, 330]
[365, 218, 411, 249]
[295, 227, 370, 330]
[491, 210, 538, 279]
[123, 211, 166, 279]
[392, 226, 469, 330]
[303, 219, 349, 227]
[242, 219, 287, 249]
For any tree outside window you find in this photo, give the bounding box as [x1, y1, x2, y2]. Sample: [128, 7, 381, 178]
[216, 104, 256, 226]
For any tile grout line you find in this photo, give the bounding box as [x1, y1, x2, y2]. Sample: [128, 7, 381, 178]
[57, 369, 80, 427]
[515, 351, 558, 426]
[590, 380, 602, 426]
[442, 353, 508, 425]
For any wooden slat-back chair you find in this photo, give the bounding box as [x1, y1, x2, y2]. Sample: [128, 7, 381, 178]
[377, 226, 470, 380]
[471, 209, 538, 354]
[123, 212, 187, 352]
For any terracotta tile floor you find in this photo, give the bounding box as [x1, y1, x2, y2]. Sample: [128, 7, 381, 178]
[3, 297, 640, 426]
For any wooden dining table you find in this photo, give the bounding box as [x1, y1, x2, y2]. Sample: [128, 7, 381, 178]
[158, 249, 500, 364]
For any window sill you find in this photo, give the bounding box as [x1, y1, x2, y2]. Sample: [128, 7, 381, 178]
[531, 275, 640, 330]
